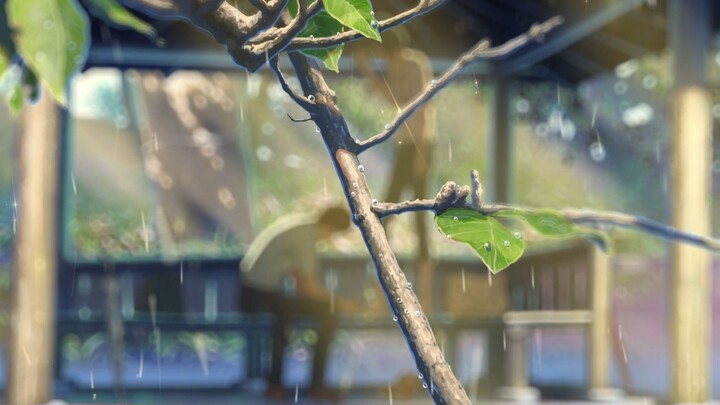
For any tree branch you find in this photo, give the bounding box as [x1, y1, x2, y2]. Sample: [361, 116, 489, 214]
[373, 191, 720, 254]
[356, 16, 564, 153]
[288, 0, 448, 51]
[269, 55, 318, 111]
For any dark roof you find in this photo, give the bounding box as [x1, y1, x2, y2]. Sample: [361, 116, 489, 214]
[87, 0, 673, 84]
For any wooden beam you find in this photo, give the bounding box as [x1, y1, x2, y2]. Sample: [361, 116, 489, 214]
[8, 86, 62, 405]
[669, 1, 713, 402]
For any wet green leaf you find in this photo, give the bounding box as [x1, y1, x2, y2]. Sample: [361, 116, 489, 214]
[84, 0, 155, 37]
[298, 11, 344, 72]
[323, 0, 380, 41]
[492, 208, 611, 253]
[436, 208, 525, 273]
[7, 0, 90, 105]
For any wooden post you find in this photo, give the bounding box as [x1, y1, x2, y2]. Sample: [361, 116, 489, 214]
[488, 78, 513, 204]
[587, 245, 623, 400]
[8, 87, 62, 405]
[669, 1, 713, 402]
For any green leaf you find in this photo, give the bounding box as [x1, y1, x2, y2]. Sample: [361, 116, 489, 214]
[492, 208, 611, 253]
[298, 11, 344, 72]
[0, 47, 8, 79]
[6, 81, 23, 115]
[323, 0, 381, 42]
[84, 0, 156, 37]
[436, 208, 525, 274]
[7, 0, 90, 105]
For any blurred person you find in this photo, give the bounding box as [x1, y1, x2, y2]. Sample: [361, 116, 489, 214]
[240, 205, 354, 400]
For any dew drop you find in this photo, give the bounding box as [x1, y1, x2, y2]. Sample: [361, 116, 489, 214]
[453, 216, 458, 221]
[403, 308, 409, 314]
[483, 242, 492, 252]
[407, 282, 413, 289]
[357, 164, 365, 172]
[372, 199, 379, 206]
[352, 182, 358, 188]
[315, 127, 321, 133]
[503, 240, 511, 247]
[431, 79, 438, 86]
[393, 315, 398, 321]
[378, 253, 384, 258]
[309, 35, 314, 39]
[350, 191, 356, 197]
[370, 11, 375, 16]
[513, 231, 522, 239]
[423, 382, 428, 389]
[418, 373, 424, 379]
[395, 297, 402, 303]
[446, 234, 453, 239]
[308, 94, 316, 102]
[371, 19, 379, 28]
[384, 123, 391, 130]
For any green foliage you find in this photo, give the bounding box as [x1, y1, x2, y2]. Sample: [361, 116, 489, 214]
[436, 207, 611, 273]
[83, 0, 156, 37]
[493, 208, 611, 253]
[7, 0, 90, 105]
[6, 80, 22, 114]
[435, 208, 525, 273]
[298, 12, 344, 72]
[323, 0, 381, 41]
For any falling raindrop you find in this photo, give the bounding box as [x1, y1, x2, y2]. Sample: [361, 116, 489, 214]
[590, 142, 606, 162]
[503, 240, 511, 247]
[357, 164, 365, 172]
[461, 268, 466, 293]
[308, 94, 316, 102]
[531, 265, 535, 288]
[591, 103, 598, 128]
[503, 330, 507, 350]
[488, 271, 493, 287]
[388, 383, 394, 405]
[513, 231, 522, 239]
[483, 242, 492, 252]
[295, 384, 299, 403]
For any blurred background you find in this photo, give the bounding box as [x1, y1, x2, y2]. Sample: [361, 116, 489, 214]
[0, 0, 719, 403]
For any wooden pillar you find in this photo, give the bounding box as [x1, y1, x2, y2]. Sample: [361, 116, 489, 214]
[669, 1, 713, 402]
[587, 245, 623, 400]
[488, 78, 513, 204]
[8, 87, 62, 405]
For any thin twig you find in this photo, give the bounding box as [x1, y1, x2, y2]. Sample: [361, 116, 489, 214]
[356, 16, 564, 153]
[373, 192, 720, 253]
[287, 113, 313, 122]
[470, 169, 483, 209]
[288, 0, 447, 51]
[269, 56, 318, 110]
